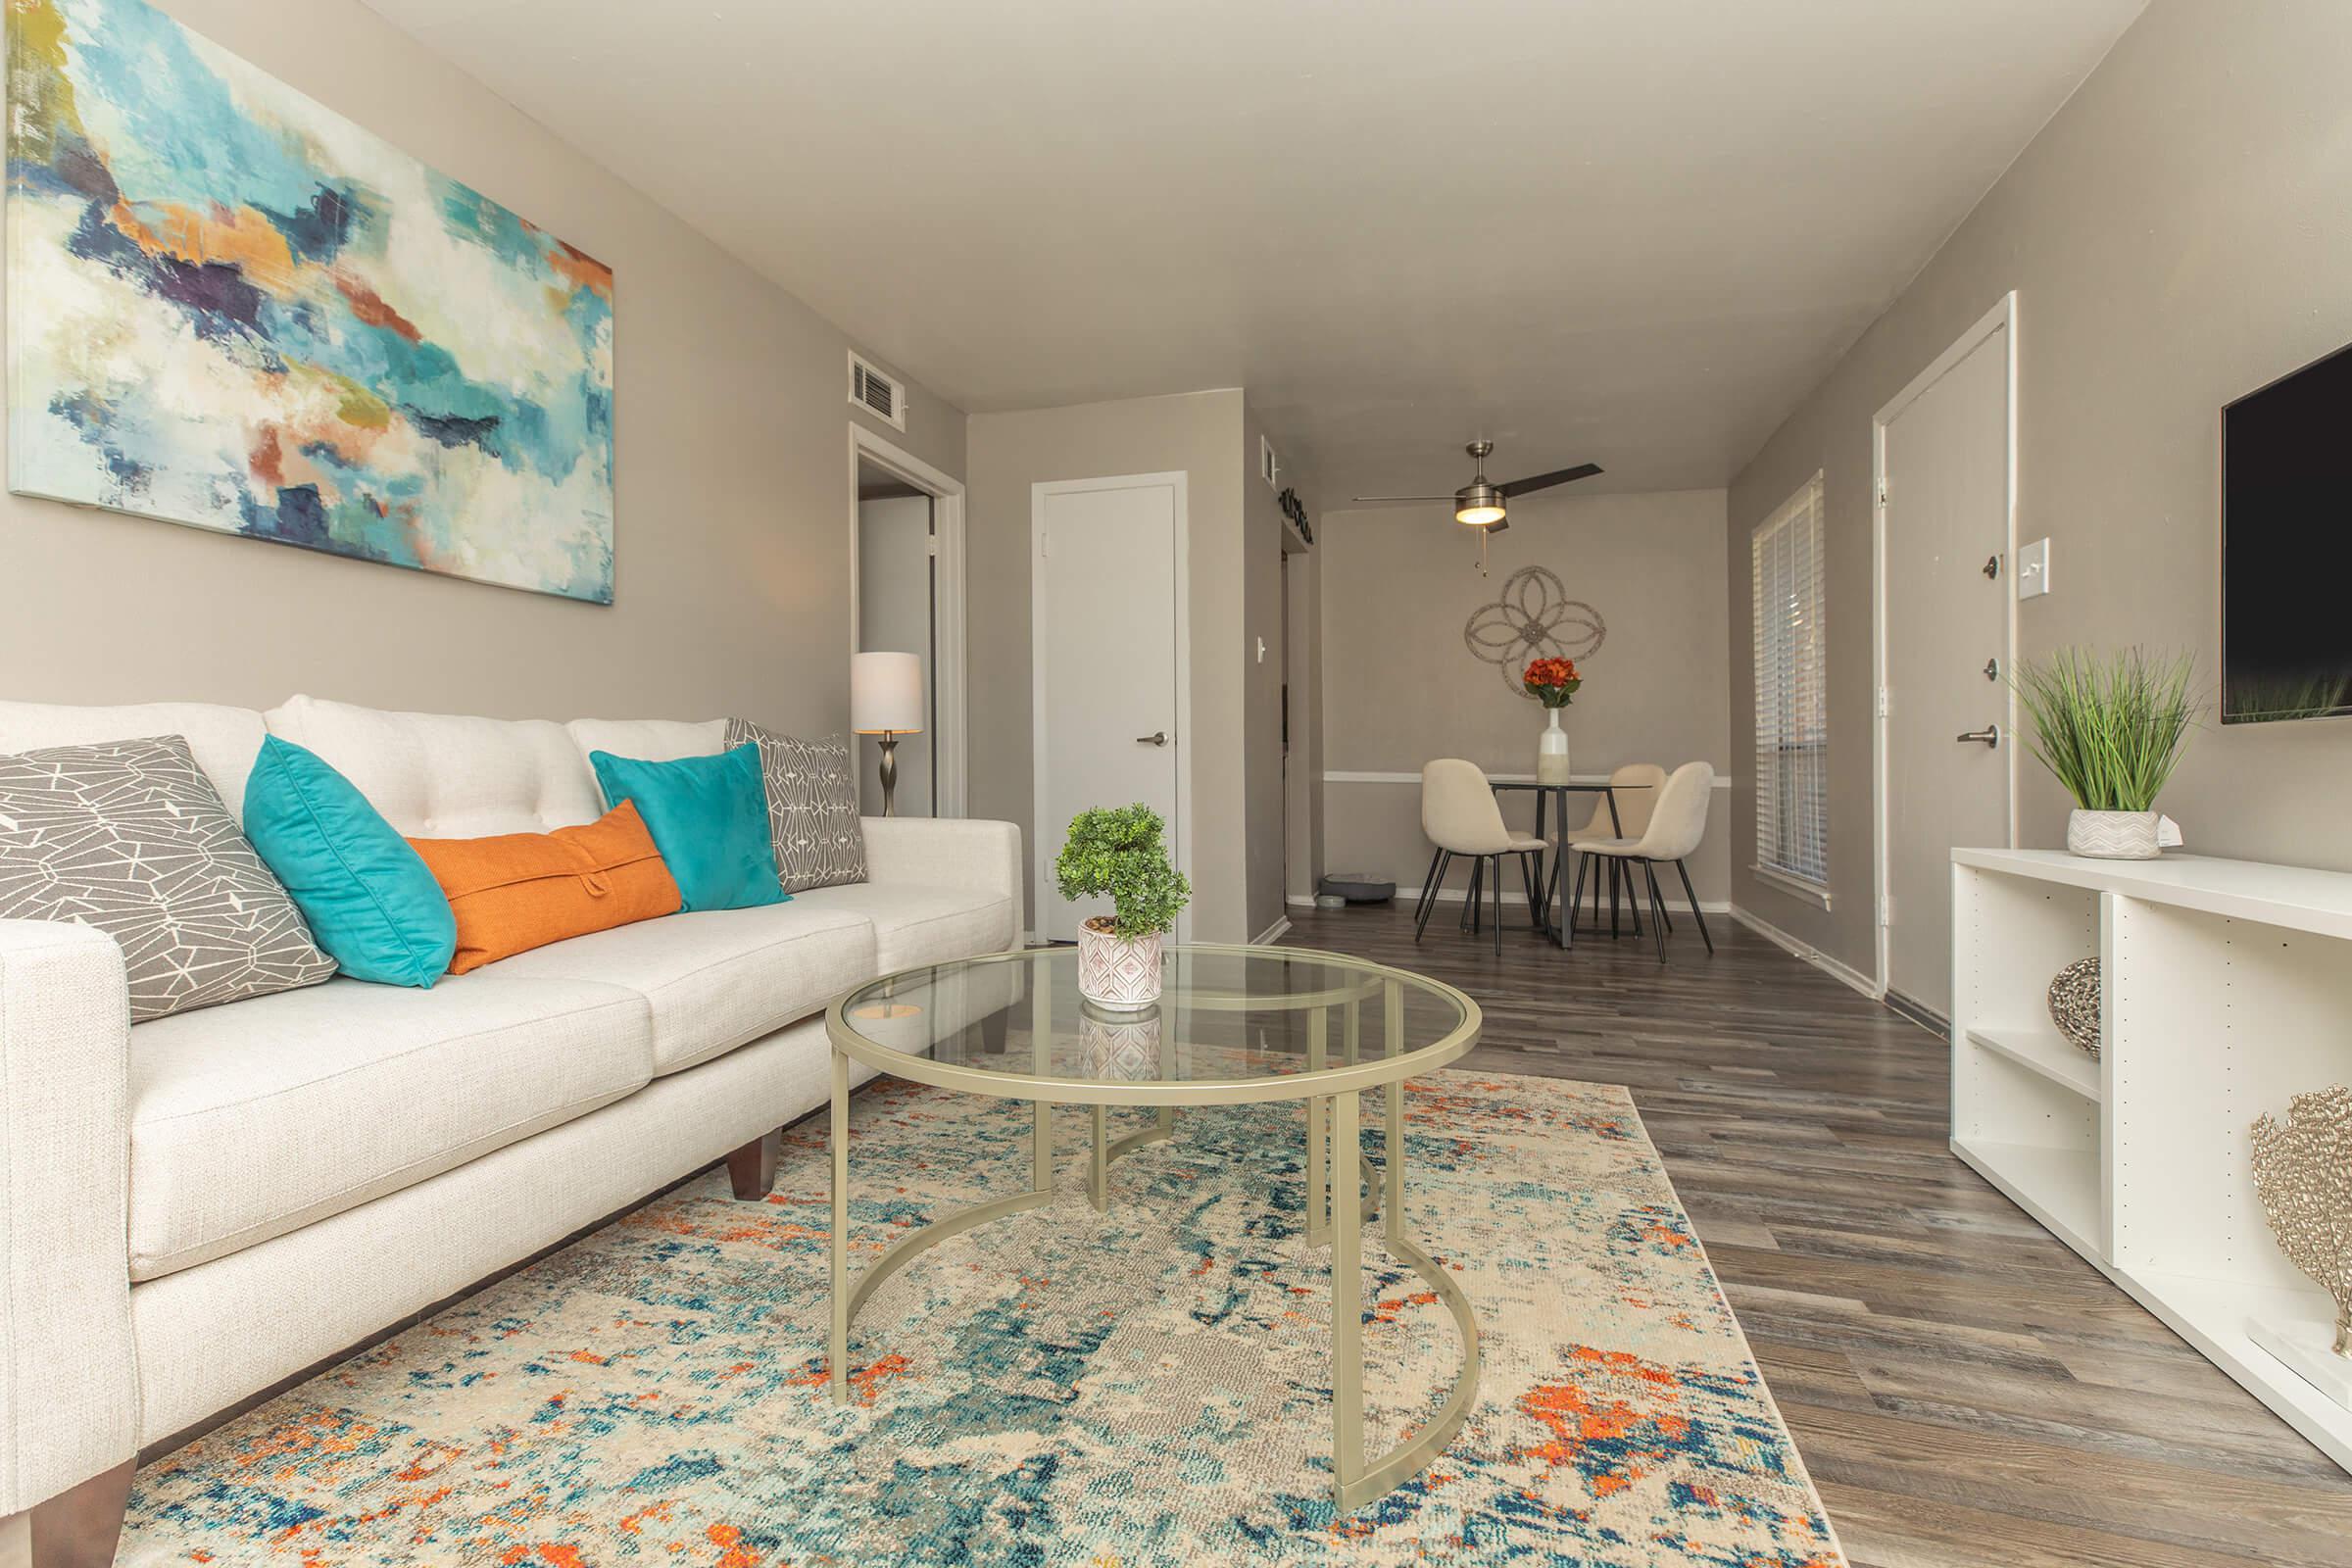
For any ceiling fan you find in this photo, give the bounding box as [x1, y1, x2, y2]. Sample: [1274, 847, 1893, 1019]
[1354, 440, 1602, 536]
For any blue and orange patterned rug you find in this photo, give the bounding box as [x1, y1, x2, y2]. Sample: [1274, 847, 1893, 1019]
[123, 1071, 1845, 1566]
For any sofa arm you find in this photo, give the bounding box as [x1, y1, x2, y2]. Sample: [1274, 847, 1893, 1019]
[860, 818, 1024, 946]
[0, 920, 135, 1517]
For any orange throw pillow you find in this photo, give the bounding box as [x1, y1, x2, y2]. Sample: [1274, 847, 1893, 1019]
[408, 801, 683, 975]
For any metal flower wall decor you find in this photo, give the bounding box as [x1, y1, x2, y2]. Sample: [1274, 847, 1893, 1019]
[1463, 565, 1605, 697]
[2250, 1083, 2352, 1356]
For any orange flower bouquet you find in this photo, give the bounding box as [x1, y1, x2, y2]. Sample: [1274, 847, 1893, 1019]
[1523, 656, 1583, 709]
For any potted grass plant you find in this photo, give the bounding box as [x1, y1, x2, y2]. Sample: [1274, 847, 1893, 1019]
[1055, 803, 1191, 1007]
[2012, 648, 2200, 859]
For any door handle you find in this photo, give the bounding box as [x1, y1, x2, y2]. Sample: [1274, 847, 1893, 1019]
[1955, 725, 2000, 748]
[1135, 731, 1169, 747]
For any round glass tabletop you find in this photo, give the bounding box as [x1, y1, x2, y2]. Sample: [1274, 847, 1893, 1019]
[827, 944, 1480, 1104]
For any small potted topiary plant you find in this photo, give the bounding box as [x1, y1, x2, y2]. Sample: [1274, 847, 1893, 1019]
[1055, 803, 1191, 1007]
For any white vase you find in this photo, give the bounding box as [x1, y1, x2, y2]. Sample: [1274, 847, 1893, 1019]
[1077, 918, 1163, 1008]
[1536, 707, 1571, 784]
[2067, 808, 2160, 859]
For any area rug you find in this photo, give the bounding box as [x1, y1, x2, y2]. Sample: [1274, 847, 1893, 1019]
[122, 1070, 1844, 1567]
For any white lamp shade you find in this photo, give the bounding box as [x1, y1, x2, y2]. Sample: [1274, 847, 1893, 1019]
[851, 651, 924, 734]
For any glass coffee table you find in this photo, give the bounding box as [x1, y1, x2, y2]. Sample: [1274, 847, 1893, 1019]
[824, 943, 1483, 1512]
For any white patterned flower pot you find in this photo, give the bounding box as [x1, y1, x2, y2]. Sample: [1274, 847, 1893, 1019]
[1077, 918, 1163, 1009]
[1081, 1001, 1162, 1081]
[2067, 808, 2160, 860]
[1536, 708, 1572, 785]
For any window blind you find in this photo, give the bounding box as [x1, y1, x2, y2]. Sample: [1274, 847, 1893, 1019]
[1752, 473, 1829, 890]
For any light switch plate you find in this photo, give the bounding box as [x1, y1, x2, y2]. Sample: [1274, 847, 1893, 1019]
[2017, 537, 2051, 599]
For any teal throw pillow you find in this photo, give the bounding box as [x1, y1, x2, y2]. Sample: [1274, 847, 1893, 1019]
[243, 735, 457, 986]
[590, 744, 785, 912]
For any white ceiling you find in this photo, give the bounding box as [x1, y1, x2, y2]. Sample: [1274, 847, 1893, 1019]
[359, 0, 2144, 501]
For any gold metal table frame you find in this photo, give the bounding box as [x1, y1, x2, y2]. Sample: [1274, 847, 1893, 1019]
[824, 943, 1484, 1513]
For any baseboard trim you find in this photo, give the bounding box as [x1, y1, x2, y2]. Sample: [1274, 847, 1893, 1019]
[1250, 915, 1293, 946]
[1413, 883, 1731, 914]
[1883, 988, 1949, 1038]
[1727, 905, 1883, 1000]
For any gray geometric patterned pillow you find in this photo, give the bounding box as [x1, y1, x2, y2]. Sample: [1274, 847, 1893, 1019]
[724, 717, 867, 892]
[0, 735, 335, 1020]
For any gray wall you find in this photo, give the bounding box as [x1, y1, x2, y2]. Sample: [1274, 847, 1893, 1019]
[0, 0, 963, 739]
[1727, 0, 2352, 977]
[965, 390, 1252, 941]
[1320, 489, 1733, 906]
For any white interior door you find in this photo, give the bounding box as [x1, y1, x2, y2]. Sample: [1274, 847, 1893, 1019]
[1882, 313, 2013, 1018]
[1034, 474, 1185, 943]
[858, 493, 934, 815]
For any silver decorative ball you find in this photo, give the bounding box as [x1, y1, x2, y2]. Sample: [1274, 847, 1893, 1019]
[2047, 957, 2101, 1058]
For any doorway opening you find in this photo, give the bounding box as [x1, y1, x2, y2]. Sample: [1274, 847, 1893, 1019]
[849, 424, 967, 818]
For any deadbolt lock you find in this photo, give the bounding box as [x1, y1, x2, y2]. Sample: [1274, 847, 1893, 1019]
[1982, 554, 2001, 580]
[1984, 658, 2000, 681]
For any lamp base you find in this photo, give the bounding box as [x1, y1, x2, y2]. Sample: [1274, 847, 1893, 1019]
[877, 734, 898, 817]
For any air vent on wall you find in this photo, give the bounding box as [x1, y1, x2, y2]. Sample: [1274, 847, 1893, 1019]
[849, 350, 906, 430]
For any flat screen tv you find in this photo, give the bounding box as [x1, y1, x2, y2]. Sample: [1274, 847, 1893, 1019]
[2223, 337, 2352, 723]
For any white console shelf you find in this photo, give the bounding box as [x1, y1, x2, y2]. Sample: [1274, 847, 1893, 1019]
[1952, 848, 2352, 1473]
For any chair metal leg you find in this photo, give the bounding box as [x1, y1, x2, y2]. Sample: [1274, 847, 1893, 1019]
[1624, 860, 1644, 937]
[1565, 852, 1589, 951]
[1518, 852, 1544, 934]
[1645, 861, 1669, 963]
[1653, 867, 1674, 933]
[1676, 859, 1715, 954]
[1461, 858, 1482, 933]
[1414, 852, 1450, 941]
[1491, 855, 1503, 955]
[1608, 857, 1621, 938]
[1412, 848, 1445, 933]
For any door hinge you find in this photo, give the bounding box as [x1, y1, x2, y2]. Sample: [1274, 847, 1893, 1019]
[1875, 686, 1891, 718]
[1877, 479, 1889, 507]
[1038, 532, 1050, 558]
[1878, 895, 1892, 927]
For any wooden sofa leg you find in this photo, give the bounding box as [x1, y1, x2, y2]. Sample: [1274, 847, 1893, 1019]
[978, 1007, 1008, 1055]
[27, 1457, 132, 1568]
[726, 1128, 781, 1200]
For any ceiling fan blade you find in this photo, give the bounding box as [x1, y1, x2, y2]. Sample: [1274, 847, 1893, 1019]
[1495, 464, 1602, 498]
[1486, 517, 1510, 535]
[1350, 495, 1454, 503]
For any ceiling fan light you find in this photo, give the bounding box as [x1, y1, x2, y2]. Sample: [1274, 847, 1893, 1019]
[1454, 481, 1505, 527]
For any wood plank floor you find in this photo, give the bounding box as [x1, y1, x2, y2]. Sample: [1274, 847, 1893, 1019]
[1278, 900, 2352, 1568]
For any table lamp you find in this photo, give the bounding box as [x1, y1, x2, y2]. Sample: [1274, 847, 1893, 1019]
[851, 651, 923, 816]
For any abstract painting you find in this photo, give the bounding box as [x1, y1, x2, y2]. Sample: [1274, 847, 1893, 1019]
[6, 0, 615, 602]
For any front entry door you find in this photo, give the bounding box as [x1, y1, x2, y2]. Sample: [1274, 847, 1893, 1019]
[1883, 316, 2012, 1019]
[1033, 473, 1184, 943]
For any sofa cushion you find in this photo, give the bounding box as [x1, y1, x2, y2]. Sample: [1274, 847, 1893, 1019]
[790, 881, 1018, 971]
[491, 902, 876, 1074]
[588, 744, 784, 912]
[0, 700, 268, 819]
[266, 695, 604, 838]
[127, 970, 652, 1281]
[410, 802, 682, 974]
[244, 736, 458, 988]
[0, 736, 337, 1021]
[725, 718, 867, 892]
[565, 717, 724, 765]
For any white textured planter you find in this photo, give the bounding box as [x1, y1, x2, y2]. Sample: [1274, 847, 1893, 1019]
[1535, 708, 1572, 785]
[1077, 918, 1163, 1008]
[2067, 808, 2161, 860]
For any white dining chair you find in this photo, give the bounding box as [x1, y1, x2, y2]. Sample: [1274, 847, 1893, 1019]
[1567, 760, 1715, 961]
[1562, 761, 1667, 937]
[1416, 759, 1547, 954]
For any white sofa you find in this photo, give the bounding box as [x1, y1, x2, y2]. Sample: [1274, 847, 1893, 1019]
[0, 695, 1022, 1561]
